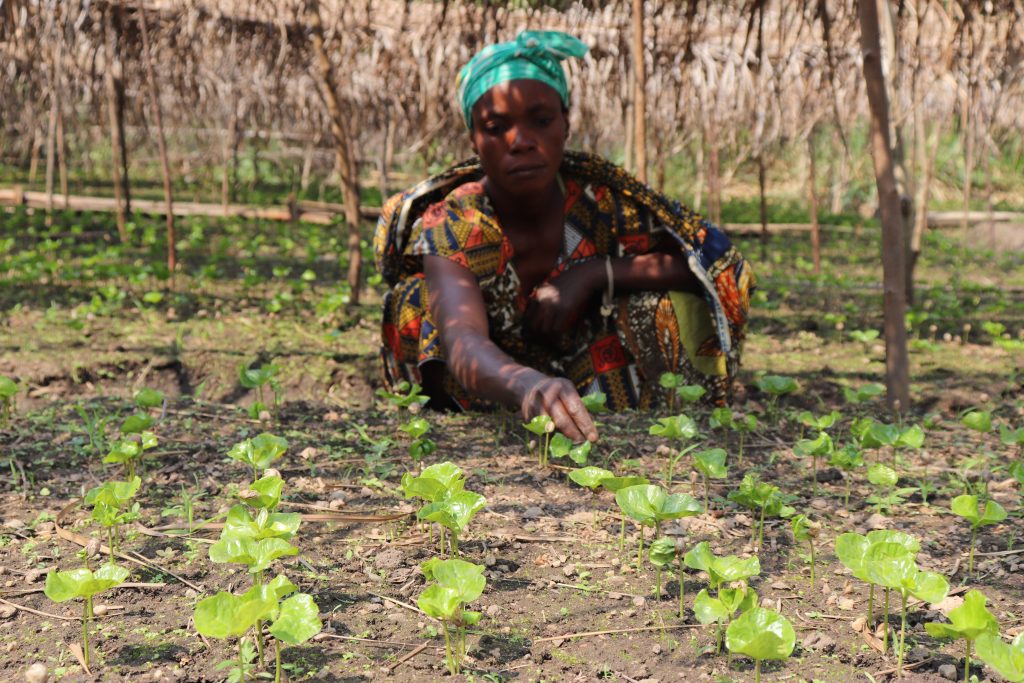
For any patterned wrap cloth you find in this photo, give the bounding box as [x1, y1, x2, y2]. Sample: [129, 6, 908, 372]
[373, 151, 754, 410]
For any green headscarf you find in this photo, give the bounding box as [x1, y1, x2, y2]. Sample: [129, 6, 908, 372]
[456, 30, 588, 129]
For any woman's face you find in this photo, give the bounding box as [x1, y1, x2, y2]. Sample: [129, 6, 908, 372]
[469, 79, 568, 198]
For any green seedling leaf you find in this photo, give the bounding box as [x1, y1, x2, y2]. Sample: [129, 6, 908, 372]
[597, 475, 650, 492]
[910, 570, 949, 604]
[797, 410, 841, 431]
[568, 466, 615, 490]
[709, 407, 734, 429]
[925, 589, 999, 642]
[864, 542, 916, 590]
[843, 382, 885, 404]
[976, 633, 1024, 683]
[402, 462, 466, 502]
[862, 422, 901, 448]
[223, 504, 301, 540]
[375, 380, 430, 408]
[659, 372, 682, 389]
[648, 415, 699, 441]
[581, 392, 608, 413]
[793, 432, 834, 457]
[961, 410, 993, 433]
[209, 537, 299, 573]
[866, 530, 921, 555]
[676, 385, 707, 402]
[44, 564, 129, 602]
[896, 424, 925, 449]
[867, 463, 899, 488]
[241, 475, 285, 510]
[420, 558, 486, 603]
[269, 593, 323, 645]
[726, 607, 796, 661]
[0, 376, 18, 399]
[567, 440, 591, 465]
[85, 476, 142, 508]
[648, 537, 676, 569]
[399, 417, 430, 440]
[693, 588, 730, 624]
[228, 433, 288, 472]
[418, 491, 486, 535]
[835, 533, 871, 581]
[133, 387, 164, 409]
[120, 412, 155, 434]
[267, 574, 298, 599]
[549, 433, 574, 459]
[523, 415, 554, 436]
[790, 514, 821, 543]
[417, 584, 461, 620]
[614, 485, 702, 527]
[238, 362, 279, 390]
[1000, 425, 1024, 447]
[194, 585, 279, 640]
[951, 494, 1008, 528]
[409, 438, 437, 460]
[683, 541, 760, 588]
[829, 444, 865, 470]
[754, 375, 798, 396]
[693, 449, 728, 479]
[104, 440, 142, 465]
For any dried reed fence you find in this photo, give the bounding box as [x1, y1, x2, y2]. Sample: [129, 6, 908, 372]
[1, 0, 1023, 408]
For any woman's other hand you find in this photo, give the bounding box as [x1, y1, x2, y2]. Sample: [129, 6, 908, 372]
[519, 373, 598, 443]
[523, 259, 602, 338]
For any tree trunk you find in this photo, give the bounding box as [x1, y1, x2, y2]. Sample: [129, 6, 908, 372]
[807, 134, 821, 275]
[758, 153, 768, 261]
[632, 0, 647, 184]
[693, 133, 704, 212]
[57, 101, 68, 208]
[103, 4, 128, 242]
[306, 0, 363, 305]
[960, 88, 974, 244]
[858, 0, 911, 414]
[138, 4, 176, 274]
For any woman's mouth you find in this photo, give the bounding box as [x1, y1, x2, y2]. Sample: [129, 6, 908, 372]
[507, 164, 546, 177]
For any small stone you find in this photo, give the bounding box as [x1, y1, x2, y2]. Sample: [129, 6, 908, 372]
[631, 595, 646, 608]
[184, 588, 199, 599]
[770, 581, 790, 590]
[608, 592, 623, 601]
[299, 447, 321, 460]
[483, 554, 497, 567]
[24, 663, 48, 683]
[651, 644, 662, 654]
[837, 597, 856, 611]
[521, 506, 543, 521]
[363, 602, 384, 614]
[0, 604, 16, 619]
[809, 498, 828, 511]
[328, 499, 346, 510]
[938, 663, 958, 680]
[24, 569, 45, 584]
[485, 604, 500, 618]
[562, 565, 575, 578]
[866, 513, 888, 530]
[4, 519, 25, 530]
[801, 632, 836, 653]
[359, 487, 374, 497]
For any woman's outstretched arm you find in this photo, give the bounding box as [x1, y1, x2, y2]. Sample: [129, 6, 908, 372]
[424, 254, 598, 442]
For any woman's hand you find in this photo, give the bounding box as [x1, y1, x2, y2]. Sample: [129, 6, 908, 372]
[523, 259, 602, 338]
[519, 373, 598, 443]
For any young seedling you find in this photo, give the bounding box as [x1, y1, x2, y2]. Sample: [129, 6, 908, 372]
[790, 514, 821, 588]
[549, 433, 592, 465]
[976, 632, 1024, 683]
[44, 563, 130, 669]
[684, 541, 760, 653]
[376, 380, 430, 411]
[951, 494, 1007, 575]
[399, 416, 436, 464]
[194, 579, 292, 682]
[615, 484, 702, 566]
[796, 409, 841, 439]
[648, 536, 676, 601]
[84, 476, 141, 562]
[0, 375, 19, 425]
[228, 432, 288, 483]
[267, 592, 323, 683]
[727, 473, 795, 550]
[417, 558, 487, 676]
[103, 431, 158, 480]
[725, 607, 795, 683]
[581, 391, 608, 414]
[835, 530, 922, 639]
[691, 448, 727, 511]
[417, 490, 486, 556]
[567, 466, 615, 490]
[239, 361, 282, 419]
[961, 409, 993, 434]
[864, 542, 949, 677]
[1000, 424, 1024, 458]
[866, 463, 916, 515]
[659, 372, 684, 412]
[567, 467, 649, 549]
[842, 382, 885, 406]
[829, 443, 866, 506]
[710, 408, 758, 465]
[793, 431, 834, 495]
[926, 590, 1000, 683]
[753, 374, 798, 424]
[523, 414, 555, 467]
[649, 414, 700, 484]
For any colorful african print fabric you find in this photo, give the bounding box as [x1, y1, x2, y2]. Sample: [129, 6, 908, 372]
[374, 152, 754, 410]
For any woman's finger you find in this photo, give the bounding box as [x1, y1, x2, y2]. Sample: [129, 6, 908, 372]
[546, 396, 584, 442]
[561, 390, 598, 442]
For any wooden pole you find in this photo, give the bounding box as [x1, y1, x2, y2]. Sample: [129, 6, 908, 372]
[631, 0, 648, 184]
[137, 4, 176, 274]
[103, 4, 128, 242]
[858, 0, 911, 414]
[807, 133, 820, 275]
[305, 0, 363, 305]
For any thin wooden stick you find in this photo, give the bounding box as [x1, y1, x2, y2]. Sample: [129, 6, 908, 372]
[534, 623, 702, 643]
[0, 596, 77, 621]
[381, 641, 430, 674]
[315, 633, 441, 650]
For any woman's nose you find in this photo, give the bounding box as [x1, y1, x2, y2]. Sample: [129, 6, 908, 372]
[508, 125, 537, 151]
